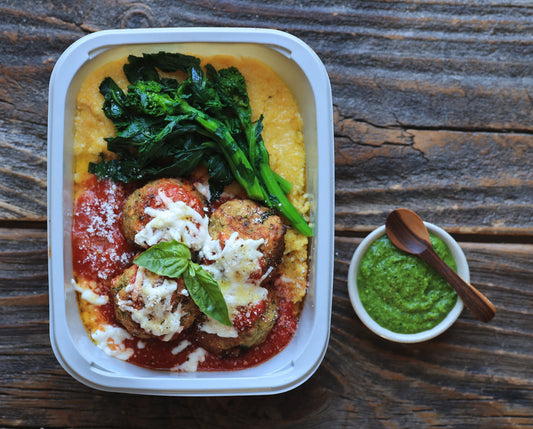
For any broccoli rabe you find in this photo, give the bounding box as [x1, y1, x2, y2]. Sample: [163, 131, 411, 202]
[89, 51, 312, 237]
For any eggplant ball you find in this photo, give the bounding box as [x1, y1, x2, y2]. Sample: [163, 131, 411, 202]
[208, 199, 286, 270]
[195, 296, 279, 356]
[122, 178, 206, 247]
[111, 265, 200, 341]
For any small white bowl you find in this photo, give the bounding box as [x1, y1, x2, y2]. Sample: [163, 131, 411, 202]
[347, 222, 466, 343]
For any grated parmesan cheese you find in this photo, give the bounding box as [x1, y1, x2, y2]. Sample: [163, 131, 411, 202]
[77, 181, 134, 280]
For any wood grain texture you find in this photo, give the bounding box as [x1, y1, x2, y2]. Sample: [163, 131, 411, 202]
[2, 231, 533, 427]
[0, 0, 531, 230]
[335, 123, 533, 233]
[1, 0, 533, 427]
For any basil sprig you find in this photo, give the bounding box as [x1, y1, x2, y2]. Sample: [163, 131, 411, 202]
[133, 240, 231, 326]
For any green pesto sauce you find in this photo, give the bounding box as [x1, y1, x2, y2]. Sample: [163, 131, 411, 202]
[357, 234, 458, 334]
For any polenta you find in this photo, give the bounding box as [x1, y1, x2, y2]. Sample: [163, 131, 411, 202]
[71, 53, 309, 371]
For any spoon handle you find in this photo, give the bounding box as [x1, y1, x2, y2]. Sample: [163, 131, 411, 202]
[420, 247, 496, 323]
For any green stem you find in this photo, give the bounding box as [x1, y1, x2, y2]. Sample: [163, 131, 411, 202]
[177, 99, 267, 201]
[257, 151, 312, 237]
[273, 171, 293, 195]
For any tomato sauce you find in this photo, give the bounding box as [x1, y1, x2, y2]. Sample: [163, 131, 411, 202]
[73, 177, 298, 372]
[98, 301, 117, 325]
[139, 178, 205, 216]
[72, 177, 137, 286]
[199, 299, 297, 371]
[126, 335, 196, 369]
[232, 301, 266, 330]
[123, 299, 297, 371]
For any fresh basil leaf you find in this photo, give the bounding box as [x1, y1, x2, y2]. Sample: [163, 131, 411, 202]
[133, 241, 191, 278]
[133, 241, 230, 326]
[183, 263, 231, 326]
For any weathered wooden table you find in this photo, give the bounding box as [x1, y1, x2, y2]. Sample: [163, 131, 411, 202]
[2, 1, 532, 427]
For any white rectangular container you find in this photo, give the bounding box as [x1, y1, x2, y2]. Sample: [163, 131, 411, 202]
[47, 27, 334, 396]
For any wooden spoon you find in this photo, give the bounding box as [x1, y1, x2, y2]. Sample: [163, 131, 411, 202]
[385, 208, 495, 323]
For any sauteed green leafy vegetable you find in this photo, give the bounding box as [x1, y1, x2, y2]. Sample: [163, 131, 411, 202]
[89, 52, 312, 237]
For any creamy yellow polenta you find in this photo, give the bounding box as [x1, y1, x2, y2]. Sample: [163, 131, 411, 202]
[73, 54, 309, 305]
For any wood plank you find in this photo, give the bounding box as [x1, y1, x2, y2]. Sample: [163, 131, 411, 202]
[335, 124, 533, 234]
[0, 0, 531, 233]
[1, 228, 533, 427]
[1, 1, 532, 425]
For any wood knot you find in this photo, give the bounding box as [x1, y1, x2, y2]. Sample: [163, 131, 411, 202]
[121, 6, 154, 28]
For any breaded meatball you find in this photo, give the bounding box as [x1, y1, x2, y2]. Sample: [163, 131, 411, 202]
[111, 265, 200, 341]
[208, 199, 286, 269]
[195, 296, 278, 356]
[122, 178, 206, 246]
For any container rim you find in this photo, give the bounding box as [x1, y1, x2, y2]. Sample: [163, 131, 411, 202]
[47, 27, 334, 396]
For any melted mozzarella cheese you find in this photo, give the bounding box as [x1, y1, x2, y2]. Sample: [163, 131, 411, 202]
[135, 190, 210, 251]
[116, 268, 186, 341]
[72, 279, 109, 305]
[201, 317, 239, 338]
[132, 193, 270, 340]
[171, 339, 191, 355]
[193, 180, 211, 201]
[203, 232, 264, 285]
[200, 232, 268, 337]
[91, 325, 134, 360]
[172, 347, 207, 372]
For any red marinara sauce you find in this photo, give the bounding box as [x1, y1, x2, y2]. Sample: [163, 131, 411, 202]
[124, 299, 298, 371]
[72, 176, 300, 372]
[72, 177, 136, 287]
[128, 178, 206, 227]
[151, 178, 205, 214]
[199, 299, 298, 371]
